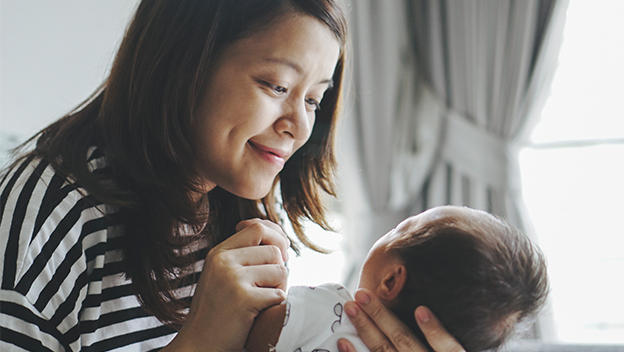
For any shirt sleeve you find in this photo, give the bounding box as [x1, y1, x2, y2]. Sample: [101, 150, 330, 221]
[1, 157, 109, 351]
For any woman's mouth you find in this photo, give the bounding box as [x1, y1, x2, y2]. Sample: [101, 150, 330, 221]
[248, 141, 287, 168]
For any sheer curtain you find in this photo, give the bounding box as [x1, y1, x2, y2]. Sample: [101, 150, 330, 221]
[338, 0, 444, 288]
[338, 1, 568, 330]
[407, 0, 568, 225]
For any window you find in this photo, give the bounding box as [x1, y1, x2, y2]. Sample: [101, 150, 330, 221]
[286, 215, 345, 288]
[519, 0, 624, 344]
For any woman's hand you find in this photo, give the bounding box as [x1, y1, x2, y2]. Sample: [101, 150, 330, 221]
[164, 219, 290, 352]
[338, 289, 465, 352]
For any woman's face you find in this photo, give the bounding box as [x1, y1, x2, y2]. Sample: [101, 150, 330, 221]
[195, 13, 341, 199]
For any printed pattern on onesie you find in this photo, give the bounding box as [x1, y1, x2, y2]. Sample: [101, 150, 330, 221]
[273, 283, 370, 352]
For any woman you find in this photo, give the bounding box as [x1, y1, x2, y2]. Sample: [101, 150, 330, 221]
[0, 0, 464, 351]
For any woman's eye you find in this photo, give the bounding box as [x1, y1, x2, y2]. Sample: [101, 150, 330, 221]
[272, 84, 287, 94]
[255, 78, 288, 95]
[306, 98, 321, 111]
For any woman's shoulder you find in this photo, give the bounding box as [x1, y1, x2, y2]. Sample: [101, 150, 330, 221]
[1, 146, 111, 205]
[0, 149, 117, 293]
[0, 150, 139, 350]
[0, 146, 116, 232]
[0, 148, 107, 212]
[1, 154, 85, 217]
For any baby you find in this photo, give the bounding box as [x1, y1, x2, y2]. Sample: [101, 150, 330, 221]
[245, 206, 549, 352]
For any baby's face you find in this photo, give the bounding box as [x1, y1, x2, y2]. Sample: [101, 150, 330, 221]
[357, 206, 479, 292]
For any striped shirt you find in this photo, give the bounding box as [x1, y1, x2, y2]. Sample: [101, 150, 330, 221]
[0, 148, 201, 351]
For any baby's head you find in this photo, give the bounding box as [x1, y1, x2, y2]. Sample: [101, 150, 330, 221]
[357, 206, 549, 352]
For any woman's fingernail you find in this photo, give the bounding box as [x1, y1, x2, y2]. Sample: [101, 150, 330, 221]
[346, 306, 358, 318]
[355, 291, 370, 305]
[416, 307, 430, 323]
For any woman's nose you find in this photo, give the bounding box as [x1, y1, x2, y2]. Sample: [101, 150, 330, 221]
[274, 98, 313, 141]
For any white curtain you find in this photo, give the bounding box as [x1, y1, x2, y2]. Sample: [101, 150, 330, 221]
[337, 0, 568, 315]
[337, 0, 443, 288]
[408, 0, 568, 225]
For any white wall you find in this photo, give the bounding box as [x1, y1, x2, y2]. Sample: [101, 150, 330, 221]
[0, 0, 140, 140]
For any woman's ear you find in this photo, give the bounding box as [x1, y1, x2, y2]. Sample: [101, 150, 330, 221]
[377, 264, 407, 302]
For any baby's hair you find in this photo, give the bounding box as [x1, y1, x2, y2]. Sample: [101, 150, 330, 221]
[387, 209, 549, 352]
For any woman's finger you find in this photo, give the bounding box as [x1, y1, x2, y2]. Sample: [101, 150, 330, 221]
[225, 263, 288, 311]
[236, 218, 283, 233]
[350, 289, 429, 352]
[225, 245, 285, 267]
[207, 246, 287, 290]
[237, 281, 288, 313]
[235, 218, 288, 243]
[219, 219, 290, 262]
[234, 219, 290, 262]
[244, 263, 289, 291]
[337, 338, 355, 352]
[414, 307, 465, 352]
[343, 300, 394, 352]
[238, 218, 290, 250]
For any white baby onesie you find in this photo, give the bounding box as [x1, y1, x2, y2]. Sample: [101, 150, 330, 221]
[273, 283, 370, 352]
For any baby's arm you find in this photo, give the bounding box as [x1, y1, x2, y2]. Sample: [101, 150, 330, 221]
[245, 302, 287, 352]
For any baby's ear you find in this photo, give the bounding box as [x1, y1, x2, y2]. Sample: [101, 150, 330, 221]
[378, 264, 407, 302]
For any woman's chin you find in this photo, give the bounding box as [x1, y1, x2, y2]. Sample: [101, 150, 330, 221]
[228, 184, 273, 201]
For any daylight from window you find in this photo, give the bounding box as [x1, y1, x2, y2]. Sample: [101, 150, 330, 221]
[289, 0, 624, 346]
[519, 0, 624, 344]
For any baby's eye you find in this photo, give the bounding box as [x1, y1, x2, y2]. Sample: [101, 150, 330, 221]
[305, 98, 321, 111]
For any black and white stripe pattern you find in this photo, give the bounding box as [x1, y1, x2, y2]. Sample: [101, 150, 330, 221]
[0, 149, 198, 351]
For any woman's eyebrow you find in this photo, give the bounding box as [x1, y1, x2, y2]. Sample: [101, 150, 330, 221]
[262, 57, 334, 87]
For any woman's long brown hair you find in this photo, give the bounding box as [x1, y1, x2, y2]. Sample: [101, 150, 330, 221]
[17, 0, 347, 326]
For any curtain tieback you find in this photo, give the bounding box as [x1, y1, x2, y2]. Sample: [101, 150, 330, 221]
[443, 111, 511, 188]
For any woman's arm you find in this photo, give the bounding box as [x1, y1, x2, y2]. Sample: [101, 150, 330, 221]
[339, 289, 465, 352]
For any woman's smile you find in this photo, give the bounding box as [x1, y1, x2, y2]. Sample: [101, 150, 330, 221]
[247, 141, 288, 168]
